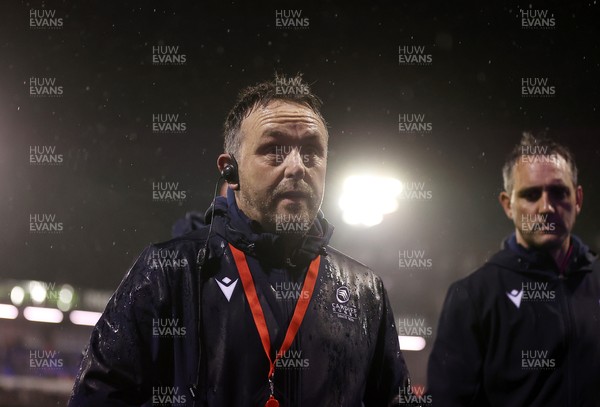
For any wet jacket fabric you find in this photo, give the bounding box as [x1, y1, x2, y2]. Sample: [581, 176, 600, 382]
[69, 191, 409, 406]
[427, 234, 600, 407]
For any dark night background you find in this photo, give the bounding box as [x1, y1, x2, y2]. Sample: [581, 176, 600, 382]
[1, 0, 599, 389]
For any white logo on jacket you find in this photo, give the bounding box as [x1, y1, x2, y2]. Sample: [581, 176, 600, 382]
[336, 286, 350, 303]
[332, 285, 358, 322]
[507, 289, 524, 308]
[216, 277, 238, 302]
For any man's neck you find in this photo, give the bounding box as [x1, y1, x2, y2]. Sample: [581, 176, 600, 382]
[549, 238, 573, 272]
[515, 232, 572, 269]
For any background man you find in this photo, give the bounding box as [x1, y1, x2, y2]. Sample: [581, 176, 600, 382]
[427, 132, 600, 406]
[69, 74, 410, 406]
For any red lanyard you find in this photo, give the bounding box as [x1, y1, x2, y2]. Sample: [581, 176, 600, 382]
[229, 244, 320, 406]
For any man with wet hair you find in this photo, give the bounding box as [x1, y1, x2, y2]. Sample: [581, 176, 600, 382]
[427, 132, 600, 406]
[69, 74, 411, 406]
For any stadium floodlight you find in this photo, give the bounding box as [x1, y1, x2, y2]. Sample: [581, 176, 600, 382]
[339, 174, 402, 227]
[10, 286, 25, 306]
[57, 284, 75, 311]
[29, 281, 47, 304]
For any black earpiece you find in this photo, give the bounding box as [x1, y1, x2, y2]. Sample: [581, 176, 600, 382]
[221, 154, 239, 184]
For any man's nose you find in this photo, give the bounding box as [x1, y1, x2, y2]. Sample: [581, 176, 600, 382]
[538, 191, 555, 214]
[282, 148, 306, 179]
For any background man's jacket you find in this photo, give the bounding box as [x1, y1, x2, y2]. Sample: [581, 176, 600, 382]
[427, 234, 600, 407]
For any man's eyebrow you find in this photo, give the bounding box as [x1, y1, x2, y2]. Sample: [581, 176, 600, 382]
[260, 129, 324, 141]
[516, 186, 542, 194]
[516, 183, 569, 195]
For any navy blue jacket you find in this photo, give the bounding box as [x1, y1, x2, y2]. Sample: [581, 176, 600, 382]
[69, 193, 410, 406]
[427, 234, 600, 407]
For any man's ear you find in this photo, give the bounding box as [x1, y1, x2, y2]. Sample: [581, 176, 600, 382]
[216, 154, 240, 190]
[499, 191, 513, 220]
[575, 185, 583, 215]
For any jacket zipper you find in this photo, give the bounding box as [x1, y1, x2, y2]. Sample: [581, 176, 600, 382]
[558, 273, 573, 407]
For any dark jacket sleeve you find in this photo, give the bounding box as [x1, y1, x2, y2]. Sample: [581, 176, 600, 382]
[427, 281, 488, 407]
[363, 278, 411, 407]
[68, 246, 165, 406]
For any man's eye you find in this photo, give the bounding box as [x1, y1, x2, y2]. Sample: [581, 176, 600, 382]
[264, 146, 279, 155]
[522, 190, 541, 201]
[301, 146, 323, 158]
[549, 187, 569, 200]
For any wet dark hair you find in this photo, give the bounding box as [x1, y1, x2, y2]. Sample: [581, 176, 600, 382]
[502, 131, 578, 194]
[223, 73, 326, 156]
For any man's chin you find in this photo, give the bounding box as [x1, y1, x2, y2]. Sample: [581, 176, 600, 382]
[526, 232, 568, 251]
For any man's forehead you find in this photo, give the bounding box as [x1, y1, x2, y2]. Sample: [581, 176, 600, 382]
[513, 157, 572, 186]
[242, 100, 327, 135]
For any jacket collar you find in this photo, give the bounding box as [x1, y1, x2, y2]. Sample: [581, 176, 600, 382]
[206, 188, 333, 268]
[488, 233, 596, 276]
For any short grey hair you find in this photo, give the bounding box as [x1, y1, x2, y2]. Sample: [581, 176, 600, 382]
[502, 131, 578, 195]
[222, 73, 326, 157]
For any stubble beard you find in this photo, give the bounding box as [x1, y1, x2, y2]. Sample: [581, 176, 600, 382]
[239, 187, 319, 235]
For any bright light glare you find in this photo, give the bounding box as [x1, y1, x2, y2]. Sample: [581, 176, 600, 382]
[10, 286, 25, 306]
[399, 335, 426, 351]
[23, 306, 63, 323]
[29, 281, 47, 304]
[59, 285, 74, 304]
[0, 304, 19, 319]
[69, 310, 102, 326]
[339, 175, 402, 227]
[57, 284, 74, 311]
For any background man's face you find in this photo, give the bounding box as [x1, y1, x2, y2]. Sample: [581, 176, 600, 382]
[501, 155, 582, 251]
[234, 100, 328, 233]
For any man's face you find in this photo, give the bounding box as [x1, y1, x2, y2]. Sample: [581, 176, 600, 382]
[222, 100, 328, 233]
[499, 155, 583, 251]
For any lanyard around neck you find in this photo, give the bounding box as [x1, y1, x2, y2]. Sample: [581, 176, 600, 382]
[228, 243, 320, 379]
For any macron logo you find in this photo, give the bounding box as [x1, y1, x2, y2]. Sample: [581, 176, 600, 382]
[507, 289, 523, 308]
[216, 277, 238, 302]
